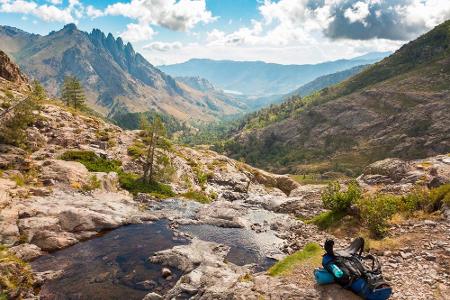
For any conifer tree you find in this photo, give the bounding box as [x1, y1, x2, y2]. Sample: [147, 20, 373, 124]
[61, 76, 86, 109]
[140, 115, 167, 183]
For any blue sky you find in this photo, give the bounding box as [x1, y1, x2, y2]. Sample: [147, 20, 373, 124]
[1, 0, 450, 65]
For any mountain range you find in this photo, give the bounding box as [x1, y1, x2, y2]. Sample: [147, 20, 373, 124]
[159, 52, 390, 96]
[223, 20, 450, 175]
[0, 24, 242, 121]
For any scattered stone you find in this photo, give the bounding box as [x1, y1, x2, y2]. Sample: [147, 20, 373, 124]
[143, 292, 163, 300]
[161, 267, 172, 278]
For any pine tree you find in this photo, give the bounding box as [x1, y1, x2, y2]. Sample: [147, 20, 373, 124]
[140, 115, 167, 183]
[61, 76, 86, 109]
[71, 77, 86, 109]
[62, 76, 73, 107]
[31, 80, 46, 102]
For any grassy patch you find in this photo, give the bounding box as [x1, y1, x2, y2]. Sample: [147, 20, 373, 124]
[268, 243, 322, 276]
[0, 246, 34, 298]
[10, 174, 25, 187]
[180, 190, 212, 204]
[118, 172, 175, 197]
[306, 210, 347, 230]
[60, 150, 121, 172]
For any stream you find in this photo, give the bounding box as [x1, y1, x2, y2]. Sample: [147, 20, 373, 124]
[32, 221, 186, 300]
[31, 199, 280, 299]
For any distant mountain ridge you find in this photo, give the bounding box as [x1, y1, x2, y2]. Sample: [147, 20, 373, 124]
[159, 52, 390, 96]
[286, 65, 368, 98]
[0, 24, 242, 121]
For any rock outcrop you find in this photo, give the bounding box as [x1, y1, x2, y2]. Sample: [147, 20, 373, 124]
[358, 154, 450, 193]
[0, 50, 27, 84]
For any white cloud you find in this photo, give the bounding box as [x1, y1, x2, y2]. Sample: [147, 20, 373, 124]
[104, 0, 216, 31]
[86, 5, 104, 18]
[0, 0, 75, 23]
[143, 41, 182, 52]
[120, 23, 155, 43]
[396, 0, 450, 29]
[344, 1, 370, 25]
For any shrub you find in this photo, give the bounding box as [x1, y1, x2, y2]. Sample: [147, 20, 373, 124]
[118, 172, 175, 197]
[180, 190, 212, 204]
[307, 210, 347, 230]
[321, 181, 362, 212]
[0, 98, 39, 149]
[268, 243, 322, 276]
[357, 194, 401, 237]
[429, 183, 450, 208]
[60, 150, 121, 173]
[127, 144, 145, 158]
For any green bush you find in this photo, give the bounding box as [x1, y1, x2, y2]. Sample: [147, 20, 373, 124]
[118, 172, 175, 197]
[402, 184, 450, 213]
[127, 143, 145, 158]
[180, 190, 212, 204]
[60, 150, 121, 172]
[429, 183, 450, 208]
[321, 181, 362, 212]
[357, 194, 401, 237]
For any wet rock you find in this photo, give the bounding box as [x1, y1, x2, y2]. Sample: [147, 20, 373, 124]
[9, 243, 44, 261]
[135, 280, 157, 290]
[34, 270, 64, 286]
[31, 230, 78, 251]
[150, 239, 230, 272]
[196, 200, 245, 228]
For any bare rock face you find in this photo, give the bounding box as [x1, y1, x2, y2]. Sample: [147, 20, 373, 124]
[13, 190, 141, 252]
[358, 154, 450, 193]
[363, 158, 410, 182]
[40, 159, 90, 187]
[0, 50, 27, 84]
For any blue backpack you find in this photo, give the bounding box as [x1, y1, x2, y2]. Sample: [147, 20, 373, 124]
[317, 237, 392, 300]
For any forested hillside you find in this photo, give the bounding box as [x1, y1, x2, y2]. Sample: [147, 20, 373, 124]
[222, 20, 450, 175]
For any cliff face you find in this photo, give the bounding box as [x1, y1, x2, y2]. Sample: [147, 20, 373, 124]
[0, 24, 242, 121]
[0, 50, 27, 84]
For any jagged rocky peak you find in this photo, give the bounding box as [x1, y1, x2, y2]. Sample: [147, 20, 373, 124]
[0, 50, 27, 84]
[62, 23, 78, 32]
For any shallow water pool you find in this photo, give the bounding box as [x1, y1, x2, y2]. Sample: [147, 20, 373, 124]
[32, 221, 187, 300]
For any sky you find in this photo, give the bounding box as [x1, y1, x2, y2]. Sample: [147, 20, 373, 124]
[1, 0, 450, 66]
